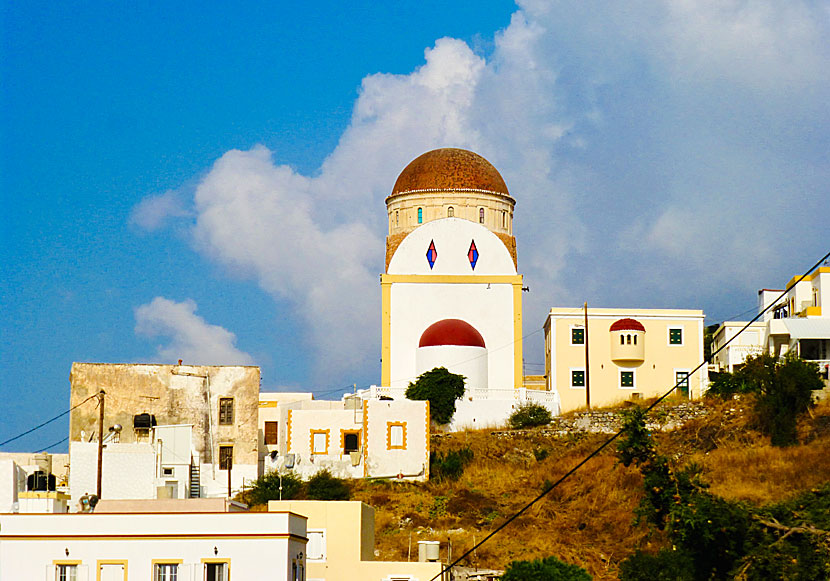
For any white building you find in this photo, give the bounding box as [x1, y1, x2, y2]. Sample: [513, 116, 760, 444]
[0, 510, 307, 581]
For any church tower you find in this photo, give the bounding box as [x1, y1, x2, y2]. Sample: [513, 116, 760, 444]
[381, 148, 524, 392]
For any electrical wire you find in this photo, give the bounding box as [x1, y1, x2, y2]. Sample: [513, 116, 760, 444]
[39, 436, 69, 452]
[0, 392, 99, 449]
[428, 249, 830, 581]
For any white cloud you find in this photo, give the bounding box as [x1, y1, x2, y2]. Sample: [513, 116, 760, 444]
[135, 0, 829, 384]
[129, 189, 191, 231]
[135, 297, 254, 365]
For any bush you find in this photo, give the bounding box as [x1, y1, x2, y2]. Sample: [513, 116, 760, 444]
[508, 403, 553, 429]
[430, 447, 473, 481]
[500, 555, 591, 581]
[305, 470, 351, 500]
[405, 367, 466, 425]
[245, 471, 302, 506]
[619, 549, 695, 581]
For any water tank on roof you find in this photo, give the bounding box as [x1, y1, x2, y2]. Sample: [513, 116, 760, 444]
[418, 540, 441, 562]
[26, 470, 56, 492]
[133, 413, 157, 429]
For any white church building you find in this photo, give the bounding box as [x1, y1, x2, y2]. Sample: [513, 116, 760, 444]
[358, 148, 558, 428]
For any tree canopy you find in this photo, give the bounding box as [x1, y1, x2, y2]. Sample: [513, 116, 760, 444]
[405, 367, 466, 425]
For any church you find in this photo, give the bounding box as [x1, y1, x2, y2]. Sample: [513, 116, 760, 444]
[360, 148, 559, 428]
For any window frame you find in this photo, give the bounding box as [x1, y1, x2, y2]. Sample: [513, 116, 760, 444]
[202, 558, 230, 581]
[387, 422, 407, 450]
[479, 207, 485, 223]
[447, 206, 454, 217]
[152, 561, 181, 581]
[570, 368, 586, 389]
[218, 397, 234, 425]
[620, 370, 636, 389]
[341, 429, 361, 454]
[310, 429, 330, 455]
[668, 327, 684, 346]
[570, 326, 585, 345]
[54, 562, 81, 581]
[675, 370, 691, 398]
[218, 445, 233, 470]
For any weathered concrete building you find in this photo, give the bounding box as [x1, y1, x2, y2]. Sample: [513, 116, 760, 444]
[68, 363, 260, 501]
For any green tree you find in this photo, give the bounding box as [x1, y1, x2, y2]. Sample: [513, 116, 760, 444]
[244, 470, 302, 506]
[305, 470, 351, 500]
[508, 402, 553, 429]
[405, 367, 466, 425]
[500, 556, 592, 581]
[707, 353, 821, 446]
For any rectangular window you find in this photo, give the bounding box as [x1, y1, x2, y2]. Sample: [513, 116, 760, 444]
[219, 445, 233, 470]
[620, 371, 635, 388]
[218, 398, 234, 425]
[676, 371, 690, 398]
[307, 530, 327, 561]
[669, 328, 683, 345]
[264, 421, 278, 445]
[311, 430, 329, 455]
[342, 430, 361, 454]
[571, 369, 585, 388]
[571, 327, 584, 345]
[57, 565, 77, 581]
[154, 564, 178, 581]
[205, 562, 228, 581]
[387, 422, 406, 450]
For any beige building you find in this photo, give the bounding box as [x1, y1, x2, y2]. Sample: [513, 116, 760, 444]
[545, 308, 706, 413]
[68, 363, 260, 501]
[269, 500, 446, 581]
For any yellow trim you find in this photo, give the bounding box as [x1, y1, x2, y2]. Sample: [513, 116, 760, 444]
[286, 409, 293, 452]
[381, 274, 523, 284]
[786, 266, 830, 289]
[362, 403, 369, 478]
[53, 560, 82, 565]
[513, 280, 524, 388]
[151, 559, 184, 565]
[803, 306, 822, 317]
[340, 429, 361, 454]
[310, 429, 330, 455]
[96, 560, 127, 581]
[381, 278, 392, 386]
[258, 401, 279, 408]
[387, 421, 407, 450]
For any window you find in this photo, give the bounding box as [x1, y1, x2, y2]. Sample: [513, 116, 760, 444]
[154, 564, 178, 581]
[633, 335, 637, 345]
[162, 467, 174, 476]
[571, 369, 585, 388]
[571, 327, 584, 345]
[676, 371, 690, 398]
[669, 328, 683, 345]
[218, 398, 234, 425]
[342, 430, 361, 454]
[626, 334, 632, 344]
[264, 421, 278, 445]
[307, 530, 327, 560]
[620, 335, 625, 345]
[57, 565, 77, 581]
[620, 371, 635, 388]
[447, 206, 454, 217]
[219, 445, 233, 470]
[417, 207, 423, 223]
[502, 211, 507, 228]
[395, 210, 399, 225]
[311, 430, 329, 455]
[205, 562, 228, 581]
[387, 422, 406, 450]
[479, 207, 485, 223]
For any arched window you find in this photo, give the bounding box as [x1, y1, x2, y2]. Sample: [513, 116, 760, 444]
[395, 210, 399, 226]
[448, 206, 454, 217]
[479, 208, 485, 224]
[626, 334, 632, 344]
[502, 211, 506, 228]
[417, 207, 423, 224]
[620, 335, 625, 345]
[633, 335, 637, 345]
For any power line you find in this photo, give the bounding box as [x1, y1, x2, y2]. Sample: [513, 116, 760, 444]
[0, 393, 99, 449]
[40, 436, 69, 452]
[429, 249, 830, 581]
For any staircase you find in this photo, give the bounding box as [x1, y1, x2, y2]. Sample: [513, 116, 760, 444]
[189, 461, 201, 498]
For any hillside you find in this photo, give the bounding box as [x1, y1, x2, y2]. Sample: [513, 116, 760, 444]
[350, 396, 830, 579]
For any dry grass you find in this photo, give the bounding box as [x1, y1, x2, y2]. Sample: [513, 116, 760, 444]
[349, 397, 830, 579]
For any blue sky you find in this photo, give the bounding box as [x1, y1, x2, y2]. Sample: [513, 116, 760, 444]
[2, 1, 828, 452]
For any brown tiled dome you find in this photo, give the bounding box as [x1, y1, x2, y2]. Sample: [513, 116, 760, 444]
[391, 148, 509, 196]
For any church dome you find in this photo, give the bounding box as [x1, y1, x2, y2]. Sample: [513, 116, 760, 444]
[610, 318, 646, 332]
[419, 319, 486, 348]
[392, 148, 509, 196]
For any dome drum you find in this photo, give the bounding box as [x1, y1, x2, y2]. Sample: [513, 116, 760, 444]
[610, 319, 645, 363]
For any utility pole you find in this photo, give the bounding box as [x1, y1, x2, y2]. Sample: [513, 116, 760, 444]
[584, 302, 591, 410]
[96, 390, 106, 498]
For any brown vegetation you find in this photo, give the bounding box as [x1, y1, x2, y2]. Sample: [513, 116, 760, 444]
[351, 398, 830, 579]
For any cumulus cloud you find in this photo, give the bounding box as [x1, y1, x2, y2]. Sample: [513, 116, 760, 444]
[135, 0, 829, 384]
[129, 189, 192, 231]
[135, 297, 254, 365]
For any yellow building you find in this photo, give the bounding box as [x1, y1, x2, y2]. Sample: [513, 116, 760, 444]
[269, 500, 445, 581]
[545, 308, 706, 413]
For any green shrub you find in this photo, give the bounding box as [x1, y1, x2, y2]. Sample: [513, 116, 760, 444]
[508, 403, 552, 429]
[406, 367, 466, 425]
[245, 470, 302, 506]
[500, 555, 591, 581]
[430, 447, 473, 481]
[305, 470, 351, 500]
[619, 549, 695, 581]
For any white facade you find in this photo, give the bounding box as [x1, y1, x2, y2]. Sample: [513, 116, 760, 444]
[711, 321, 766, 372]
[266, 398, 430, 482]
[0, 512, 307, 581]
